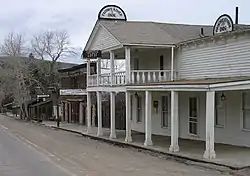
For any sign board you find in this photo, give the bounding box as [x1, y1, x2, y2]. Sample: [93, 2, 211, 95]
[37, 94, 50, 98]
[98, 5, 127, 21]
[82, 50, 102, 59]
[60, 89, 87, 96]
[213, 14, 234, 35]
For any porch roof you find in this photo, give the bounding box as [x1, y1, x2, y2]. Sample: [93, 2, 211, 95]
[128, 76, 250, 86]
[99, 20, 213, 46]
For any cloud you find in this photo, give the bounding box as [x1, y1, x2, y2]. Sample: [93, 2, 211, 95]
[0, 0, 249, 64]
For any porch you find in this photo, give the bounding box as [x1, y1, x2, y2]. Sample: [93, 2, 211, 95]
[41, 121, 250, 168]
[88, 70, 178, 87]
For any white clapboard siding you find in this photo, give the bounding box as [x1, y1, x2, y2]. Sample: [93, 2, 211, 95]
[88, 26, 120, 51]
[178, 36, 250, 79]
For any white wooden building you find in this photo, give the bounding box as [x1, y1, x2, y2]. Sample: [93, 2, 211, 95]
[83, 5, 250, 159]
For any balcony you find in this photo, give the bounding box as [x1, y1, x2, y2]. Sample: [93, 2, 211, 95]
[87, 70, 178, 87]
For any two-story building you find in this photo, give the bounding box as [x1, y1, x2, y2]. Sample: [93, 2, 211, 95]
[83, 5, 250, 159]
[59, 62, 96, 125]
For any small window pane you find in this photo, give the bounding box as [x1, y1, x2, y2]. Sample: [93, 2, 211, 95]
[161, 96, 169, 128]
[243, 93, 250, 108]
[137, 96, 142, 122]
[189, 97, 197, 117]
[189, 122, 197, 135]
[243, 110, 250, 129]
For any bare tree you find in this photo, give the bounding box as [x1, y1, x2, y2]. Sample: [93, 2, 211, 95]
[0, 32, 26, 56]
[31, 30, 76, 73]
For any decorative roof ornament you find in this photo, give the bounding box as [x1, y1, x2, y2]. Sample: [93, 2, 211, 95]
[98, 5, 127, 21]
[213, 14, 234, 35]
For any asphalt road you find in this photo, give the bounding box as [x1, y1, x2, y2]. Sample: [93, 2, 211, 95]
[0, 114, 239, 176]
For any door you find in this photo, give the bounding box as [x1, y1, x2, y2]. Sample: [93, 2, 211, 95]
[189, 97, 198, 135]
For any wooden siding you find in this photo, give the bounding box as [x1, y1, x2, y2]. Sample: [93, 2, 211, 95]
[88, 26, 120, 51]
[178, 35, 250, 79]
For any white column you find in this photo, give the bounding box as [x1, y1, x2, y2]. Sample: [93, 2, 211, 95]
[171, 46, 174, 81]
[125, 47, 131, 84]
[97, 91, 103, 136]
[97, 57, 101, 86]
[79, 102, 84, 125]
[110, 51, 115, 85]
[144, 91, 153, 146]
[125, 91, 132, 142]
[169, 91, 179, 152]
[87, 92, 92, 133]
[110, 92, 116, 139]
[203, 91, 216, 159]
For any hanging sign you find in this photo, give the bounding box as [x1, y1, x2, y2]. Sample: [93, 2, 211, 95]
[213, 14, 234, 35]
[82, 50, 102, 59]
[98, 5, 127, 21]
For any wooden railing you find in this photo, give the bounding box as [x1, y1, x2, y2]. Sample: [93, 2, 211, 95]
[131, 70, 174, 84]
[88, 70, 177, 87]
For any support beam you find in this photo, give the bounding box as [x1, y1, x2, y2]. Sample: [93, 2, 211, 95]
[109, 92, 116, 139]
[144, 91, 153, 146]
[169, 91, 179, 152]
[110, 51, 115, 85]
[87, 92, 92, 133]
[97, 57, 101, 86]
[171, 47, 174, 81]
[86, 59, 90, 87]
[125, 91, 132, 142]
[203, 91, 216, 159]
[79, 102, 84, 125]
[125, 47, 131, 84]
[97, 91, 103, 136]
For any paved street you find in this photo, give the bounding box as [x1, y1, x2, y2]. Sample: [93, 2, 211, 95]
[0, 115, 239, 176]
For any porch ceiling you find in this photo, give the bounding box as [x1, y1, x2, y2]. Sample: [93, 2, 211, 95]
[126, 76, 250, 91]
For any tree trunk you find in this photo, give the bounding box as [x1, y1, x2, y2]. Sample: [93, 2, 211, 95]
[24, 102, 30, 121]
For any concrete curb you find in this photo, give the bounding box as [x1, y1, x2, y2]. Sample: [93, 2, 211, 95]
[34, 124, 249, 171]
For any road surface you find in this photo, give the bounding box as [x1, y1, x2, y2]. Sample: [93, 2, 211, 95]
[0, 115, 237, 176]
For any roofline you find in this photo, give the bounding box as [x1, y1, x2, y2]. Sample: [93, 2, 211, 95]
[176, 28, 250, 47]
[123, 43, 175, 48]
[58, 62, 96, 73]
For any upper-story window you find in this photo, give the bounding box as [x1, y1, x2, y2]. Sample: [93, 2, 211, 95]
[160, 55, 164, 76]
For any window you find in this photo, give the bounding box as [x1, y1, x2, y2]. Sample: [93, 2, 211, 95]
[215, 93, 226, 127]
[160, 55, 164, 76]
[242, 92, 250, 130]
[161, 96, 170, 128]
[189, 97, 198, 135]
[136, 95, 142, 122]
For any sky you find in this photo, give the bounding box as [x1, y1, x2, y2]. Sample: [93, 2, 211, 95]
[0, 0, 250, 63]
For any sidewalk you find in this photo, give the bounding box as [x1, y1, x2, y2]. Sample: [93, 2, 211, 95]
[38, 121, 250, 170]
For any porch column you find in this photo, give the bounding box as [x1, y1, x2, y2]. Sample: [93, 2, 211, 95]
[79, 102, 84, 125]
[87, 92, 92, 133]
[86, 59, 90, 86]
[110, 51, 115, 85]
[125, 47, 131, 84]
[68, 102, 72, 123]
[169, 91, 179, 152]
[110, 92, 116, 139]
[144, 90, 153, 146]
[125, 91, 132, 142]
[97, 91, 103, 136]
[203, 91, 216, 159]
[170, 46, 174, 81]
[97, 57, 101, 86]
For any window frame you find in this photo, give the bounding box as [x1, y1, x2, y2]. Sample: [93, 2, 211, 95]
[136, 95, 142, 123]
[215, 93, 226, 128]
[161, 95, 170, 128]
[188, 97, 199, 136]
[241, 92, 250, 131]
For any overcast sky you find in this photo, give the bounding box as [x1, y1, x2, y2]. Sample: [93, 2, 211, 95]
[1, 0, 250, 63]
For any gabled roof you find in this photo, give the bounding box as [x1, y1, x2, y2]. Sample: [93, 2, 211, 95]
[99, 20, 213, 46]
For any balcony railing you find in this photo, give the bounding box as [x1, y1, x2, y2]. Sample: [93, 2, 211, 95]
[87, 70, 177, 87]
